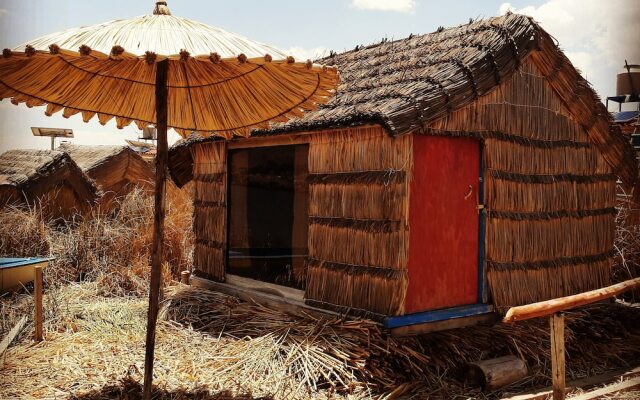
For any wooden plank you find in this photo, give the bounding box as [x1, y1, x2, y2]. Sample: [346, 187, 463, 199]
[143, 57, 169, 400]
[503, 277, 640, 323]
[190, 275, 344, 320]
[225, 274, 305, 302]
[502, 366, 640, 400]
[0, 315, 27, 367]
[34, 265, 43, 342]
[550, 314, 565, 400]
[391, 313, 497, 337]
[568, 377, 640, 400]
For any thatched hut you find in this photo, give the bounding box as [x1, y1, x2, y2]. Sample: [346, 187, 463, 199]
[59, 144, 154, 207]
[167, 14, 638, 326]
[0, 149, 98, 218]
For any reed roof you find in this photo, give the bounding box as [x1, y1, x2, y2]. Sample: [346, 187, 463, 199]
[168, 13, 637, 187]
[0, 149, 98, 199]
[58, 143, 155, 187]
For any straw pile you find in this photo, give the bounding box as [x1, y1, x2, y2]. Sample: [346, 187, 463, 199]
[0, 184, 193, 303]
[613, 185, 640, 302]
[2, 282, 640, 399]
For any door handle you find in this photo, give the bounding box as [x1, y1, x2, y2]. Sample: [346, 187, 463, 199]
[464, 185, 473, 200]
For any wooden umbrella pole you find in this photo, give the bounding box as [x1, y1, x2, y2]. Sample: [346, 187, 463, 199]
[143, 58, 169, 400]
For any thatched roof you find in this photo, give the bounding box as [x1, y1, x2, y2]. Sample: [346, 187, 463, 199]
[58, 144, 154, 190]
[0, 149, 98, 203]
[168, 13, 637, 188]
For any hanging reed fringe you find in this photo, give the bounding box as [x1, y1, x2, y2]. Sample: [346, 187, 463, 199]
[488, 260, 611, 310]
[308, 217, 401, 233]
[306, 260, 408, 316]
[191, 142, 227, 281]
[307, 170, 406, 185]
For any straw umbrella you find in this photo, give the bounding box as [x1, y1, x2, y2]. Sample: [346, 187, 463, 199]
[0, 1, 337, 397]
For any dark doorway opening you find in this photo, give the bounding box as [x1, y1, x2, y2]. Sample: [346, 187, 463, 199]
[227, 144, 308, 289]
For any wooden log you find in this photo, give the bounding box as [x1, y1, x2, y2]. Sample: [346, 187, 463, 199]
[34, 265, 43, 342]
[465, 355, 528, 390]
[180, 271, 191, 285]
[143, 58, 169, 400]
[0, 315, 27, 367]
[503, 277, 640, 323]
[550, 313, 565, 400]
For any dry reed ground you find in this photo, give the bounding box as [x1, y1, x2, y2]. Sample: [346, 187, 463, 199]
[0, 185, 639, 399]
[0, 282, 639, 399]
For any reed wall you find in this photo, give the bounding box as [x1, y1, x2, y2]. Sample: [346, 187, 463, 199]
[306, 126, 411, 315]
[192, 141, 227, 281]
[427, 57, 617, 308]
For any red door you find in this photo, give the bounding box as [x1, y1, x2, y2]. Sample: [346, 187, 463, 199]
[405, 136, 480, 313]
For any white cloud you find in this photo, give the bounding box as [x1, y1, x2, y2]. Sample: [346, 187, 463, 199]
[497, 1, 640, 108]
[286, 46, 330, 62]
[351, 0, 416, 13]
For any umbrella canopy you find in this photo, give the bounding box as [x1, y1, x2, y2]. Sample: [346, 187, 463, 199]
[0, 3, 338, 398]
[0, 1, 338, 137]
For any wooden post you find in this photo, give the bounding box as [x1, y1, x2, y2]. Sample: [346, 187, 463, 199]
[143, 58, 169, 400]
[34, 265, 43, 342]
[550, 313, 565, 400]
[181, 270, 190, 285]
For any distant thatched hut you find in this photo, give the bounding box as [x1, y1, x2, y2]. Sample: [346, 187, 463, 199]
[0, 149, 98, 218]
[167, 14, 638, 325]
[59, 144, 154, 208]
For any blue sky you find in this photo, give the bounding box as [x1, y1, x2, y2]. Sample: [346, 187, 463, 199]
[0, 0, 637, 151]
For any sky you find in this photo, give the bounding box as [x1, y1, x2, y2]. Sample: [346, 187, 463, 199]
[0, 0, 638, 152]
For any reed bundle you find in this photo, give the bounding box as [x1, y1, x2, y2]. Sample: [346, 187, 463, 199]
[192, 142, 227, 281]
[305, 126, 410, 315]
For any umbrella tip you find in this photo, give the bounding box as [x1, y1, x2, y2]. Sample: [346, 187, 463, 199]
[153, 1, 171, 15]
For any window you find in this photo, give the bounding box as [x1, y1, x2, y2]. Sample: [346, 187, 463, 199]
[227, 145, 309, 289]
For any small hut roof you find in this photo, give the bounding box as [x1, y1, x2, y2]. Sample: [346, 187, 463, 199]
[58, 144, 129, 171]
[168, 13, 637, 187]
[0, 149, 98, 199]
[58, 143, 155, 186]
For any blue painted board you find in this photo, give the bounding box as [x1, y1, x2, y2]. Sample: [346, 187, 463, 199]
[384, 303, 494, 329]
[0, 257, 53, 270]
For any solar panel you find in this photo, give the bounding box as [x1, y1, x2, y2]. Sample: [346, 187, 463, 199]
[613, 111, 639, 123]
